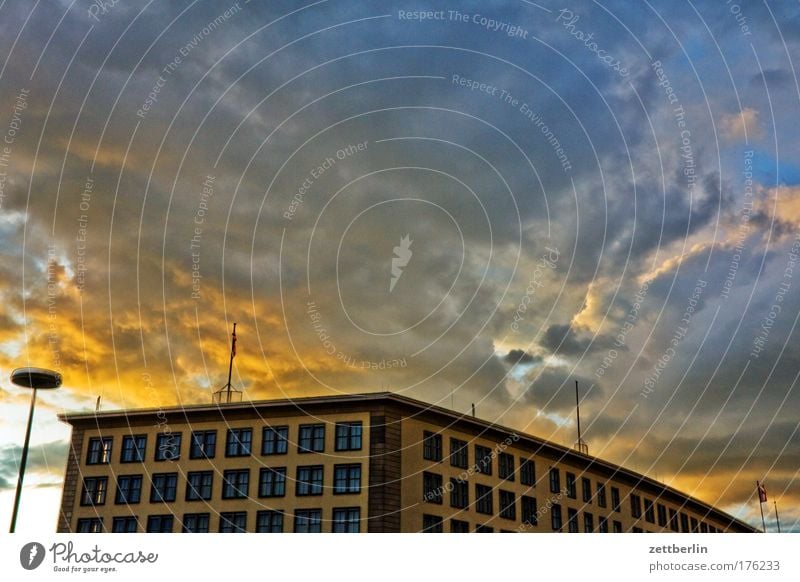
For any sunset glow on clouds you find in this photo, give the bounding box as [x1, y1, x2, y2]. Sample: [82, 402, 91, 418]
[0, 0, 798, 532]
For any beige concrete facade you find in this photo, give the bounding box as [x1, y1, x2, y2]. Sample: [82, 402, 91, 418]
[57, 392, 756, 533]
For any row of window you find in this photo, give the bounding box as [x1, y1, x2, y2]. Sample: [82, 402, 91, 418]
[75, 508, 361, 533]
[81, 464, 362, 506]
[422, 508, 722, 533]
[85, 422, 363, 465]
[422, 432, 535, 484]
[423, 470, 721, 533]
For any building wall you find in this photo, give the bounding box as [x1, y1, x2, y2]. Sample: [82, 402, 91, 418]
[60, 411, 371, 533]
[400, 416, 741, 533]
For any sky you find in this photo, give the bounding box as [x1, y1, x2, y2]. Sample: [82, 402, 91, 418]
[0, 0, 798, 533]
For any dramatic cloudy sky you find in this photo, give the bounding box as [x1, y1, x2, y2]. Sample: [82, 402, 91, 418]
[0, 0, 798, 532]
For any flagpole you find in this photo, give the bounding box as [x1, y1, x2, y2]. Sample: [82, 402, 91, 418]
[226, 322, 237, 403]
[757, 481, 767, 533]
[774, 500, 781, 533]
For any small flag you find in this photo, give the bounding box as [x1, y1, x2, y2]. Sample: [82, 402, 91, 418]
[231, 327, 237, 358]
[757, 481, 767, 503]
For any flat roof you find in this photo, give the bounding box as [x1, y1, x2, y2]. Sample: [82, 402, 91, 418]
[59, 390, 756, 532]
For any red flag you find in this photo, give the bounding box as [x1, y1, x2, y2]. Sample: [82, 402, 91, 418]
[757, 481, 767, 503]
[231, 327, 237, 358]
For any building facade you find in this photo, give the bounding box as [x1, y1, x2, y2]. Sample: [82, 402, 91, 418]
[56, 392, 756, 533]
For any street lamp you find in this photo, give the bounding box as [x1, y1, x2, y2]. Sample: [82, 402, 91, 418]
[8, 367, 62, 533]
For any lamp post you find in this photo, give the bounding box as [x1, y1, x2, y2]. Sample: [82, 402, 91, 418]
[8, 367, 62, 533]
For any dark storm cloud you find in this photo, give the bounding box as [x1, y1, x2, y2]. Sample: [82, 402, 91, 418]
[0, 441, 68, 491]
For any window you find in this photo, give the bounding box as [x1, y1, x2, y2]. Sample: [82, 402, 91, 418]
[450, 438, 468, 468]
[219, 512, 247, 533]
[690, 517, 699, 532]
[644, 498, 655, 523]
[186, 471, 213, 501]
[222, 469, 249, 499]
[475, 445, 492, 475]
[669, 508, 679, 532]
[680, 513, 689, 533]
[520, 459, 535, 486]
[294, 509, 322, 533]
[566, 472, 576, 498]
[597, 482, 607, 508]
[521, 495, 538, 526]
[296, 465, 324, 496]
[551, 504, 563, 531]
[332, 507, 360, 533]
[700, 521, 708, 533]
[475, 484, 493, 515]
[612, 520, 623, 533]
[475, 524, 494, 533]
[423, 472, 443, 504]
[611, 486, 621, 512]
[422, 514, 443, 533]
[111, 517, 137, 533]
[120, 435, 146, 463]
[155, 433, 181, 461]
[87, 437, 112, 465]
[189, 430, 216, 459]
[630, 494, 642, 518]
[549, 468, 561, 493]
[567, 507, 578, 533]
[182, 513, 210, 533]
[450, 478, 468, 509]
[333, 464, 361, 494]
[499, 453, 515, 481]
[262, 426, 288, 455]
[584, 512, 594, 532]
[256, 510, 284, 533]
[258, 467, 287, 497]
[451, 519, 470, 533]
[115, 475, 142, 504]
[150, 473, 178, 503]
[633, 526, 643, 533]
[298, 424, 325, 453]
[146, 515, 173, 533]
[499, 490, 516, 520]
[598, 516, 608, 533]
[582, 477, 592, 502]
[76, 518, 103, 533]
[225, 428, 252, 457]
[81, 476, 108, 506]
[335, 422, 362, 451]
[657, 503, 667, 527]
[423, 431, 443, 461]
